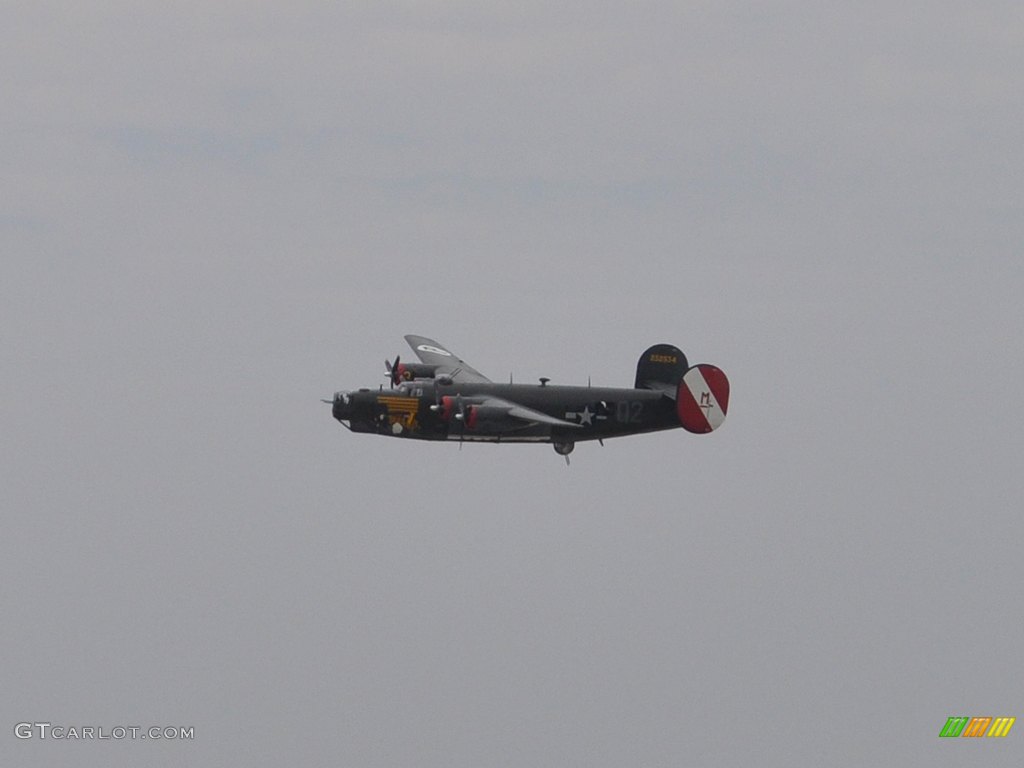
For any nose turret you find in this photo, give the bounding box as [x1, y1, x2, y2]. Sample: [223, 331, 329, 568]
[332, 391, 353, 421]
[330, 388, 379, 433]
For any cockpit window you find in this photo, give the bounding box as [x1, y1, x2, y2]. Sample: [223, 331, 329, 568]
[397, 382, 425, 397]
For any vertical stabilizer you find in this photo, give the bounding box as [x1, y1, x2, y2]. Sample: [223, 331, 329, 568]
[634, 344, 689, 389]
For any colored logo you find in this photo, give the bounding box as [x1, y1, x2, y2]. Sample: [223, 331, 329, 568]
[940, 716, 1015, 738]
[416, 344, 451, 356]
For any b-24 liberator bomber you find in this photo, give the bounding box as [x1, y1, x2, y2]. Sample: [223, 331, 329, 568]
[327, 335, 729, 463]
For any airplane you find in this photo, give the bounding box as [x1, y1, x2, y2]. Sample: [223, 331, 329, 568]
[326, 335, 729, 463]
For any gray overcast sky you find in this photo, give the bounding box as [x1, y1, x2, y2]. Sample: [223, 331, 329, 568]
[3, 2, 1022, 766]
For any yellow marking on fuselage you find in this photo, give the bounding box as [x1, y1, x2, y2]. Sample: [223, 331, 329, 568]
[377, 397, 420, 409]
[377, 396, 421, 429]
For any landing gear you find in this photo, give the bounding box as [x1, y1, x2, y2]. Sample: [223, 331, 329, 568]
[553, 441, 575, 466]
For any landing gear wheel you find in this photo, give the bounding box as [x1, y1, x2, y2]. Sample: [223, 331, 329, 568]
[553, 441, 575, 465]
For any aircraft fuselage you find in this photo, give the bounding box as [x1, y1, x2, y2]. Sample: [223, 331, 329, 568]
[327, 336, 729, 459]
[332, 381, 677, 444]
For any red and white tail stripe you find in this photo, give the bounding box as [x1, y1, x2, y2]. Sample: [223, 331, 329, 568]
[676, 364, 730, 434]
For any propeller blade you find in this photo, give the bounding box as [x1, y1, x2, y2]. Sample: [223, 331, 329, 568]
[457, 394, 465, 448]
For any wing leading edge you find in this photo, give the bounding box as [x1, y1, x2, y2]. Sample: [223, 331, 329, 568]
[405, 335, 492, 384]
[500, 400, 583, 429]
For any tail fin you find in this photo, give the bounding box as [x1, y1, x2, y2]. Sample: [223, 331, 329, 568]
[635, 344, 689, 390]
[677, 364, 729, 433]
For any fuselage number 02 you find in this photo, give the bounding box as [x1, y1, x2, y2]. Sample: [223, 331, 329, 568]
[616, 401, 643, 423]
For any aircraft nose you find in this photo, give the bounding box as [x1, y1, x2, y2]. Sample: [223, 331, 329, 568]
[332, 391, 352, 420]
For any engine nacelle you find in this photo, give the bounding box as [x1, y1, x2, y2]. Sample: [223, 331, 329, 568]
[394, 362, 439, 382]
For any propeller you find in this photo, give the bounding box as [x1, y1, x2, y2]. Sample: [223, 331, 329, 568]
[384, 355, 403, 388]
[451, 394, 467, 449]
[429, 387, 447, 418]
[428, 390, 467, 448]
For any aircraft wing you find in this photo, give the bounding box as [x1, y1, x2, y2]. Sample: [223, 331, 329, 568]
[483, 398, 583, 429]
[505, 403, 583, 428]
[405, 335, 492, 384]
